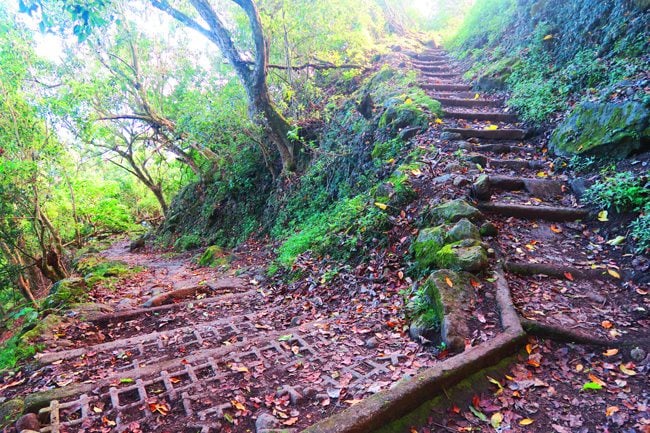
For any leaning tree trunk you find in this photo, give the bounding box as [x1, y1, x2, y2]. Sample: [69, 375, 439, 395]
[151, 0, 298, 172]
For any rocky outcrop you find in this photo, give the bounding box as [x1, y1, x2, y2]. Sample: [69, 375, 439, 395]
[549, 101, 649, 158]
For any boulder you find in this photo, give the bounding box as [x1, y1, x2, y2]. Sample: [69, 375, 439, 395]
[15, 413, 40, 431]
[256, 412, 280, 432]
[549, 101, 649, 159]
[428, 199, 483, 224]
[440, 131, 463, 141]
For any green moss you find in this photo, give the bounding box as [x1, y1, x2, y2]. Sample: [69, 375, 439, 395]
[413, 226, 447, 269]
[434, 241, 487, 272]
[197, 246, 228, 267]
[42, 278, 87, 309]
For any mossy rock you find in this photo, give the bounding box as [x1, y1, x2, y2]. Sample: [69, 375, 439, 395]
[410, 270, 475, 351]
[174, 234, 202, 251]
[447, 218, 481, 243]
[428, 199, 483, 224]
[42, 278, 87, 309]
[413, 226, 448, 269]
[21, 314, 64, 345]
[197, 246, 228, 267]
[0, 398, 23, 428]
[434, 242, 488, 273]
[549, 101, 650, 159]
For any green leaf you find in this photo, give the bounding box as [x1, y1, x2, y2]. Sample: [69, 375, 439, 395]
[120, 378, 134, 384]
[605, 235, 625, 246]
[469, 405, 487, 421]
[278, 334, 293, 342]
[582, 381, 603, 391]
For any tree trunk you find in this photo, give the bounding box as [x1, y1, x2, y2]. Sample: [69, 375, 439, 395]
[150, 0, 298, 172]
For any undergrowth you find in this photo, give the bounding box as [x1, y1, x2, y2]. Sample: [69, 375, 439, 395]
[583, 171, 650, 253]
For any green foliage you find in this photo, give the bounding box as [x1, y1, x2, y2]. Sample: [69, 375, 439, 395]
[630, 207, 650, 253]
[174, 234, 202, 252]
[448, 0, 649, 124]
[276, 195, 388, 267]
[582, 172, 649, 213]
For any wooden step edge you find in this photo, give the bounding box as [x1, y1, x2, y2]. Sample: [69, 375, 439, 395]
[444, 128, 528, 140]
[477, 202, 590, 221]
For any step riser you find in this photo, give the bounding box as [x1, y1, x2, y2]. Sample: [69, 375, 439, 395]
[478, 203, 589, 221]
[423, 84, 472, 92]
[444, 128, 527, 140]
[437, 98, 504, 108]
[444, 111, 517, 123]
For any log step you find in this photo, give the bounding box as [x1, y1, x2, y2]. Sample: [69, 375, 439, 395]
[432, 92, 487, 99]
[436, 98, 504, 108]
[443, 110, 518, 123]
[505, 261, 617, 281]
[477, 203, 589, 221]
[423, 83, 472, 92]
[413, 61, 449, 68]
[444, 128, 527, 140]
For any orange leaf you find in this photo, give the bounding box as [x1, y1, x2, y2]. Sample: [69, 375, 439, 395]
[452, 404, 461, 414]
[606, 406, 619, 417]
[470, 279, 481, 288]
[564, 272, 574, 281]
[527, 359, 541, 368]
[588, 374, 606, 387]
[550, 224, 562, 233]
[445, 276, 453, 287]
[601, 320, 613, 329]
[603, 348, 619, 357]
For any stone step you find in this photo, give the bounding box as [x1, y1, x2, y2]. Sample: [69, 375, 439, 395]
[444, 127, 528, 140]
[421, 72, 460, 79]
[432, 91, 487, 99]
[477, 203, 589, 221]
[458, 142, 536, 154]
[436, 97, 505, 108]
[464, 154, 546, 171]
[418, 66, 457, 73]
[443, 110, 517, 123]
[413, 61, 449, 67]
[472, 175, 566, 201]
[422, 83, 472, 92]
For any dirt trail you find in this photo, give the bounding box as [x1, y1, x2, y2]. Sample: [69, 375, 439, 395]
[5, 240, 441, 433]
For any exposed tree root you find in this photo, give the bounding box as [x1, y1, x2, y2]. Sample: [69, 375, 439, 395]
[504, 261, 617, 281]
[521, 319, 650, 349]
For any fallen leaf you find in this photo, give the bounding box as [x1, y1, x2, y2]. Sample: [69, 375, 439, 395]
[606, 406, 619, 417]
[149, 402, 169, 415]
[588, 374, 606, 386]
[445, 276, 453, 287]
[435, 118, 443, 124]
[491, 412, 503, 428]
[543, 34, 554, 40]
[520, 418, 534, 426]
[619, 364, 637, 376]
[601, 320, 613, 329]
[374, 202, 388, 210]
[474, 93, 480, 100]
[284, 418, 299, 426]
[550, 224, 562, 233]
[564, 272, 574, 281]
[598, 210, 609, 222]
[603, 349, 619, 357]
[582, 382, 603, 391]
[344, 399, 363, 405]
[278, 334, 293, 342]
[486, 124, 499, 130]
[607, 269, 621, 279]
[469, 405, 487, 421]
[606, 235, 625, 246]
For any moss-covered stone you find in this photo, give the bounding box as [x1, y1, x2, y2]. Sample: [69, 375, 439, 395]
[413, 226, 447, 269]
[428, 199, 483, 224]
[447, 219, 481, 243]
[434, 242, 488, 273]
[197, 246, 228, 267]
[0, 398, 23, 428]
[20, 314, 64, 345]
[549, 101, 650, 158]
[42, 278, 87, 309]
[410, 270, 475, 351]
